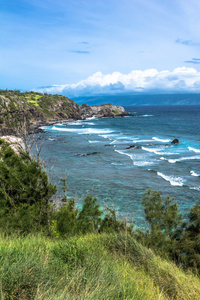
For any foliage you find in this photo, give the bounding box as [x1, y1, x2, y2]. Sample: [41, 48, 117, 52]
[137, 189, 200, 275]
[139, 189, 183, 252]
[0, 133, 200, 285]
[77, 195, 103, 234]
[178, 202, 200, 272]
[100, 206, 127, 233]
[1, 233, 200, 299]
[0, 89, 78, 133]
[112, 109, 120, 114]
[0, 139, 57, 234]
[55, 199, 78, 237]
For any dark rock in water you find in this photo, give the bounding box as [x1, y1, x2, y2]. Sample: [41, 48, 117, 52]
[34, 128, 46, 134]
[125, 145, 140, 150]
[76, 152, 100, 157]
[165, 144, 171, 147]
[104, 144, 112, 146]
[171, 139, 179, 145]
[148, 144, 152, 146]
[126, 145, 136, 150]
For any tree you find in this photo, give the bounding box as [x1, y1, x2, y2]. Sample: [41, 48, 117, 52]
[77, 195, 102, 234]
[141, 189, 183, 252]
[0, 139, 57, 234]
[100, 206, 127, 233]
[56, 199, 78, 237]
[179, 202, 200, 272]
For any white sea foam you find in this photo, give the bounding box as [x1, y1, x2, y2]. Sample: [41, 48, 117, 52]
[51, 126, 113, 135]
[190, 171, 200, 177]
[86, 116, 96, 120]
[88, 140, 99, 143]
[188, 147, 200, 153]
[114, 150, 154, 166]
[157, 172, 185, 186]
[152, 137, 170, 143]
[168, 155, 200, 164]
[66, 121, 82, 125]
[190, 186, 200, 191]
[51, 126, 78, 132]
[67, 121, 95, 126]
[99, 134, 109, 139]
[85, 122, 95, 125]
[118, 136, 133, 140]
[48, 138, 55, 141]
[110, 140, 117, 144]
[142, 146, 163, 155]
[115, 150, 133, 160]
[80, 129, 113, 135]
[133, 139, 153, 143]
[141, 115, 153, 117]
[134, 161, 153, 166]
[159, 152, 176, 156]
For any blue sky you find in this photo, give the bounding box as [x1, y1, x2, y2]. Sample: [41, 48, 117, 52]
[1, 0, 200, 95]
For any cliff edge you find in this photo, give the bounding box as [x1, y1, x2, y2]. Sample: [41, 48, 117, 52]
[0, 90, 129, 135]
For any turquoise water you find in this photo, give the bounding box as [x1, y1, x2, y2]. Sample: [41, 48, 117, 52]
[37, 105, 200, 225]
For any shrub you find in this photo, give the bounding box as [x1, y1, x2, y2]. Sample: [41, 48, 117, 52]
[0, 139, 57, 234]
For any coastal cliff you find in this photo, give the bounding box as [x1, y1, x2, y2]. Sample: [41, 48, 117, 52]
[0, 90, 129, 135]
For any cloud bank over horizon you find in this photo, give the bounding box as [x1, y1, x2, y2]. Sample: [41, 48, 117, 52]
[34, 67, 200, 97]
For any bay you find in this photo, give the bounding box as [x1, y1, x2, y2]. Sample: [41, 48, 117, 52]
[36, 105, 200, 225]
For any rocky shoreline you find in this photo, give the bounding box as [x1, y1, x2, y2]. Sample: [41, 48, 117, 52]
[0, 90, 130, 136]
[28, 104, 130, 134]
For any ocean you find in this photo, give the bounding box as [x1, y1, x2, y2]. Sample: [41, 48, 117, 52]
[37, 105, 200, 225]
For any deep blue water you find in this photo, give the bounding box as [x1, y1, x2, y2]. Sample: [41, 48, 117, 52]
[37, 105, 200, 225]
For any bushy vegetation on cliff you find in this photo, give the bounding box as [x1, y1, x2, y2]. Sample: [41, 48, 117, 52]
[0, 139, 200, 299]
[0, 89, 81, 135]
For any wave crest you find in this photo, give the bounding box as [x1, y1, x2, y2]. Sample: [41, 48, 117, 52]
[157, 172, 185, 186]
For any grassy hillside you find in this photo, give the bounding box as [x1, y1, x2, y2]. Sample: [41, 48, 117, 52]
[1, 232, 200, 300]
[0, 90, 82, 135]
[0, 93, 200, 299]
[0, 90, 127, 135]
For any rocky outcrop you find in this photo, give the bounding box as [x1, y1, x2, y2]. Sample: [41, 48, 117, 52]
[91, 104, 128, 118]
[0, 90, 130, 136]
[0, 136, 24, 154]
[79, 104, 93, 119]
[171, 139, 179, 145]
[126, 145, 136, 150]
[76, 152, 100, 157]
[79, 103, 128, 119]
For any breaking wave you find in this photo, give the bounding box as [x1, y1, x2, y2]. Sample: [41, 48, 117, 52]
[190, 170, 200, 177]
[157, 172, 185, 186]
[168, 155, 200, 164]
[51, 126, 113, 135]
[88, 140, 100, 143]
[142, 146, 163, 155]
[152, 137, 171, 143]
[190, 186, 200, 191]
[188, 147, 200, 153]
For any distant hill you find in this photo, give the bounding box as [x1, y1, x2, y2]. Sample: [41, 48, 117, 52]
[73, 93, 200, 106]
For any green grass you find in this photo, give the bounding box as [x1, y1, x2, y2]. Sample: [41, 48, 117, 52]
[112, 110, 120, 114]
[25, 94, 41, 106]
[0, 233, 200, 299]
[34, 95, 42, 100]
[27, 100, 39, 106]
[25, 95, 41, 100]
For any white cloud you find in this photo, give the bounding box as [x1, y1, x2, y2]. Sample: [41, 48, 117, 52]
[35, 67, 200, 96]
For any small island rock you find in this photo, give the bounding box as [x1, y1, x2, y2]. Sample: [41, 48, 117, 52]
[171, 139, 179, 145]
